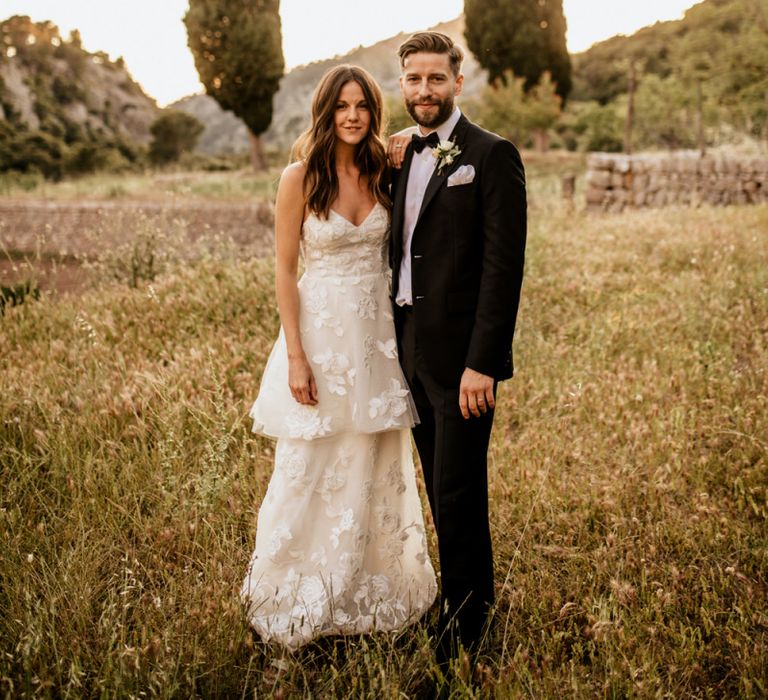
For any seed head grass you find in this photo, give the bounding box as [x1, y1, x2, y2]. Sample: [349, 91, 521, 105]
[1, 193, 766, 697]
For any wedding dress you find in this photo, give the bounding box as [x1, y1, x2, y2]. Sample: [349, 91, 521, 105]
[240, 202, 437, 650]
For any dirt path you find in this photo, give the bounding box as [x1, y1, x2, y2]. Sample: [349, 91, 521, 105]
[0, 199, 275, 294]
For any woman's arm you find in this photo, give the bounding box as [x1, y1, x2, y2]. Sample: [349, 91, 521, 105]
[274, 163, 318, 406]
[386, 125, 418, 169]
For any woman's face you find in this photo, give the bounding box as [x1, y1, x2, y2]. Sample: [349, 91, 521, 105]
[333, 80, 371, 147]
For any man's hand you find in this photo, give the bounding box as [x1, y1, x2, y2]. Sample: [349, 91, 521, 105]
[459, 367, 495, 419]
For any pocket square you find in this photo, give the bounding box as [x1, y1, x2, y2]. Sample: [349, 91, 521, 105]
[447, 164, 475, 187]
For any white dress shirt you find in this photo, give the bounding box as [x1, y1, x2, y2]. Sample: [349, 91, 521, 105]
[396, 107, 462, 306]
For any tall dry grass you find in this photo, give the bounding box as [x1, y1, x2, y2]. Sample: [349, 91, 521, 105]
[1, 188, 766, 697]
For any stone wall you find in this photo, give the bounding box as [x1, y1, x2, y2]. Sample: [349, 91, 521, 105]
[585, 152, 768, 212]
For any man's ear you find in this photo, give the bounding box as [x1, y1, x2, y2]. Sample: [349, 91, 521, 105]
[454, 74, 464, 97]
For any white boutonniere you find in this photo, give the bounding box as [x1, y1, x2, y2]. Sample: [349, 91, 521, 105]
[432, 139, 461, 175]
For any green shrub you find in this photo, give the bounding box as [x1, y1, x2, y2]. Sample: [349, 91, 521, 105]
[149, 111, 204, 165]
[65, 142, 112, 175]
[2, 130, 68, 180]
[0, 170, 44, 193]
[51, 76, 85, 104]
[574, 102, 624, 152]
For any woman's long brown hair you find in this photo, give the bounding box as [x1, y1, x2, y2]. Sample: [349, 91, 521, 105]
[291, 65, 390, 219]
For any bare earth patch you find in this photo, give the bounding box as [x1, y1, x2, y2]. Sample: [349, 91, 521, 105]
[0, 198, 275, 293]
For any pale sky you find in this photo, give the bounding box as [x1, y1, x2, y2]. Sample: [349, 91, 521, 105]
[3, 0, 698, 106]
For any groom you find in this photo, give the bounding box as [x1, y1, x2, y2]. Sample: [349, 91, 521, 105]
[390, 32, 527, 657]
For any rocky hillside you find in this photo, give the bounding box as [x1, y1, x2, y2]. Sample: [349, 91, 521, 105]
[174, 16, 487, 154]
[0, 15, 158, 146]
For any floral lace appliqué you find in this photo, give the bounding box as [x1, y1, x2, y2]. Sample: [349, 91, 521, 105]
[368, 379, 410, 428]
[286, 404, 332, 440]
[376, 338, 398, 360]
[312, 348, 356, 396]
[348, 278, 378, 320]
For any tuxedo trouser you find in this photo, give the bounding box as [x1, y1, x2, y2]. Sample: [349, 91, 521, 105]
[395, 304, 495, 652]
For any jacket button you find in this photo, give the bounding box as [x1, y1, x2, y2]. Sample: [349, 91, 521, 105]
[413, 254, 423, 259]
[415, 295, 425, 300]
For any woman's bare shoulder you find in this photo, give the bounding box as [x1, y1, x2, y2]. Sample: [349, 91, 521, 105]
[275, 162, 307, 204]
[281, 161, 307, 184]
[276, 162, 309, 225]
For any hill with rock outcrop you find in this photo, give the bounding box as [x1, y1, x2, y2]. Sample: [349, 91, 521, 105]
[0, 15, 160, 179]
[0, 15, 158, 145]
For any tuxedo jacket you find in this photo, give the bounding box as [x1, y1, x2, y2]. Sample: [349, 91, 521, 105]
[390, 113, 527, 387]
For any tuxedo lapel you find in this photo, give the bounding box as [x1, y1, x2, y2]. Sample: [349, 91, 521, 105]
[416, 114, 472, 224]
[391, 145, 416, 256]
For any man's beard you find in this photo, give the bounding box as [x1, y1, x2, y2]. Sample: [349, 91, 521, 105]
[405, 94, 454, 129]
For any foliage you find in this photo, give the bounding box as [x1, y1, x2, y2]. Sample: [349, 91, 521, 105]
[471, 71, 561, 150]
[384, 95, 412, 137]
[570, 27, 675, 105]
[184, 0, 284, 140]
[631, 74, 695, 151]
[572, 101, 624, 152]
[149, 111, 205, 165]
[51, 75, 86, 105]
[66, 140, 139, 176]
[0, 129, 68, 180]
[1, 185, 767, 695]
[464, 0, 572, 102]
[0, 117, 141, 179]
[0, 15, 157, 179]
[571, 0, 768, 143]
[0, 15, 59, 66]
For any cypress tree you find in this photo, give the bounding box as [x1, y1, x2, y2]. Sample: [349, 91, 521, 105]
[464, 0, 572, 103]
[184, 0, 284, 169]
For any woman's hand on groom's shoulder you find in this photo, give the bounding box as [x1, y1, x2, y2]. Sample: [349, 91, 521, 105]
[386, 126, 418, 169]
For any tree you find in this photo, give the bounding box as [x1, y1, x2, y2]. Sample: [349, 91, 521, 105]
[523, 71, 562, 151]
[472, 70, 562, 151]
[573, 102, 623, 152]
[569, 0, 768, 148]
[473, 72, 528, 144]
[149, 111, 204, 165]
[464, 0, 572, 103]
[184, 0, 284, 170]
[633, 74, 694, 150]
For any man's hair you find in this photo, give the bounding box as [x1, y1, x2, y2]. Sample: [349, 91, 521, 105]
[397, 32, 464, 78]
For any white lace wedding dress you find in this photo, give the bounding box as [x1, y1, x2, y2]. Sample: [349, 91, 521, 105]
[240, 202, 437, 650]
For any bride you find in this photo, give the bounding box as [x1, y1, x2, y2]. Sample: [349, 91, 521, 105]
[240, 64, 437, 650]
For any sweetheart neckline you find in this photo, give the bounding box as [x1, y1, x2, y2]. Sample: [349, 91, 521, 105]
[304, 201, 382, 229]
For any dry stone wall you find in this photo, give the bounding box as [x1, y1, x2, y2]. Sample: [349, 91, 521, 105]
[585, 152, 768, 212]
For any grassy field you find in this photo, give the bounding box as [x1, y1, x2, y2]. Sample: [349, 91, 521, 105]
[1, 178, 766, 697]
[0, 150, 583, 204]
[0, 168, 281, 203]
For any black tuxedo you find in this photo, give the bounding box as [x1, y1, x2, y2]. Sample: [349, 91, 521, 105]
[391, 113, 526, 652]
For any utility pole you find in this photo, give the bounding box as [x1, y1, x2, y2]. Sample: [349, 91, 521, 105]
[624, 59, 636, 154]
[696, 78, 706, 157]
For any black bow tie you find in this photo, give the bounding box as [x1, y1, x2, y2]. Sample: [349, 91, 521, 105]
[411, 131, 440, 153]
